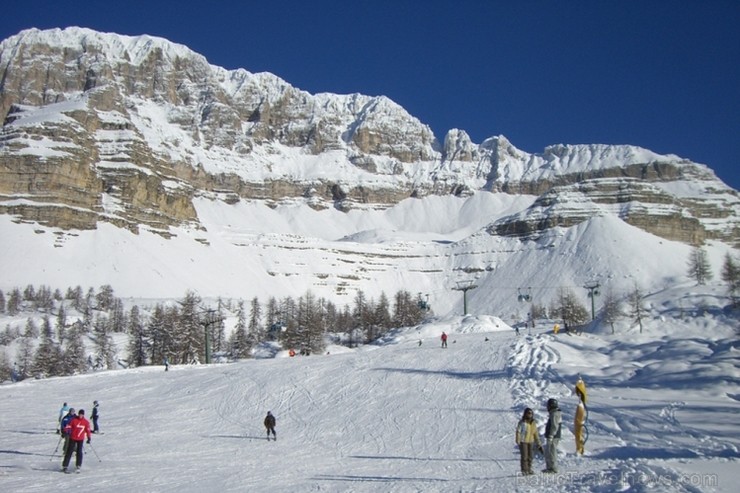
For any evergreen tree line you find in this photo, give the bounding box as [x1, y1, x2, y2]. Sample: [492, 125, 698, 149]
[1, 248, 736, 382]
[0, 283, 430, 381]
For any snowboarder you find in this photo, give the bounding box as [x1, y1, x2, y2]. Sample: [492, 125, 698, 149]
[264, 411, 276, 441]
[515, 407, 543, 475]
[544, 398, 562, 473]
[574, 378, 588, 455]
[91, 400, 100, 433]
[57, 402, 70, 433]
[61, 408, 91, 473]
[441, 332, 448, 348]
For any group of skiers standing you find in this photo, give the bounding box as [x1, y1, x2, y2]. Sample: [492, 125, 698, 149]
[57, 400, 100, 473]
[515, 378, 588, 475]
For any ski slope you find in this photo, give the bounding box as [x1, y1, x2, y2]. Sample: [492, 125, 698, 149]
[1, 315, 737, 492]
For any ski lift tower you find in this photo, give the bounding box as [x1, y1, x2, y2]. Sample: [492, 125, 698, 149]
[518, 287, 533, 327]
[201, 308, 224, 364]
[453, 280, 478, 315]
[584, 282, 601, 321]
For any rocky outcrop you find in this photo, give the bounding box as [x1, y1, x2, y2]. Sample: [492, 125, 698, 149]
[489, 178, 710, 245]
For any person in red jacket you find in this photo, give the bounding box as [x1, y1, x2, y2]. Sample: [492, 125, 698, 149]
[441, 332, 448, 348]
[62, 408, 92, 473]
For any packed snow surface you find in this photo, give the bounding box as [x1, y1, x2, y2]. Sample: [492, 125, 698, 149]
[1, 310, 737, 492]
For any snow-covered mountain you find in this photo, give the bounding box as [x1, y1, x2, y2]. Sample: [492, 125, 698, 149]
[0, 27, 738, 312]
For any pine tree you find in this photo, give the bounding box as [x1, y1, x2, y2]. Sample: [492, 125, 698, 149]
[628, 284, 647, 333]
[32, 315, 62, 377]
[56, 303, 67, 341]
[0, 350, 12, 382]
[66, 285, 84, 311]
[687, 247, 713, 285]
[126, 305, 149, 367]
[175, 291, 203, 364]
[93, 315, 116, 370]
[373, 292, 393, 339]
[23, 284, 36, 303]
[7, 288, 21, 316]
[600, 287, 623, 334]
[62, 322, 87, 375]
[109, 298, 127, 333]
[96, 284, 116, 311]
[247, 296, 263, 348]
[148, 303, 172, 366]
[721, 252, 740, 306]
[15, 337, 34, 380]
[23, 317, 39, 338]
[211, 298, 227, 352]
[230, 300, 251, 359]
[553, 288, 590, 330]
[295, 290, 325, 354]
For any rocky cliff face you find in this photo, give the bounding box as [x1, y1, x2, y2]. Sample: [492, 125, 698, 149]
[0, 27, 738, 247]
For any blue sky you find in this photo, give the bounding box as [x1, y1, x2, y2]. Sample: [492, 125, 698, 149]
[2, 1, 738, 189]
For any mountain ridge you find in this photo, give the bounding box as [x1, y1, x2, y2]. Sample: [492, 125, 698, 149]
[0, 27, 738, 312]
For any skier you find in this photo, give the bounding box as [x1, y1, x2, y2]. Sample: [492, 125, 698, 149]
[440, 332, 448, 348]
[574, 378, 588, 454]
[61, 408, 91, 473]
[264, 411, 276, 441]
[57, 402, 70, 433]
[515, 408, 543, 475]
[60, 407, 76, 456]
[164, 357, 169, 371]
[544, 398, 562, 473]
[91, 400, 100, 433]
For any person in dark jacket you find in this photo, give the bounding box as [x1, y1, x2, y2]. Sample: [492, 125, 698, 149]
[264, 411, 276, 441]
[544, 398, 562, 473]
[91, 400, 100, 433]
[60, 407, 76, 456]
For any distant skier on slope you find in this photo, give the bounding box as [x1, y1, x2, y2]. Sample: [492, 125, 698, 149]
[441, 332, 448, 348]
[264, 411, 276, 441]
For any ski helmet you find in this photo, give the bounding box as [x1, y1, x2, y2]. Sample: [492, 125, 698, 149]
[547, 398, 558, 410]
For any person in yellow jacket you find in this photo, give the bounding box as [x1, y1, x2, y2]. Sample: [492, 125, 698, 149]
[574, 377, 588, 454]
[515, 407, 543, 475]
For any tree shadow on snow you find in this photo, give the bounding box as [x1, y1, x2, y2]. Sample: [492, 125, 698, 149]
[0, 449, 48, 458]
[349, 454, 508, 463]
[312, 473, 450, 483]
[591, 445, 703, 460]
[208, 434, 267, 441]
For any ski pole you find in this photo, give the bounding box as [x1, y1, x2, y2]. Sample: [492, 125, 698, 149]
[49, 436, 63, 461]
[87, 441, 102, 462]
